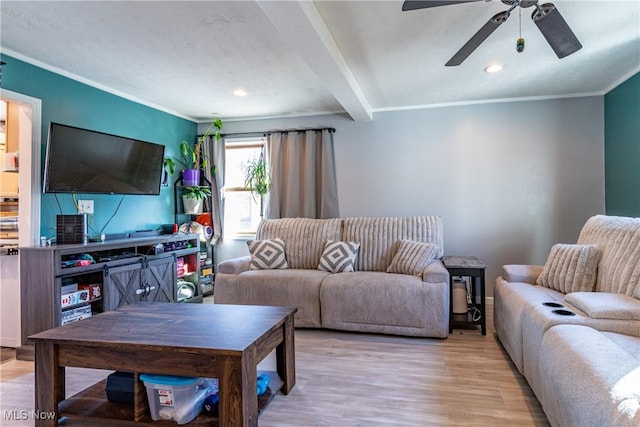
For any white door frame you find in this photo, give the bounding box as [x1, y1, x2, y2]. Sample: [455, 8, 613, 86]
[1, 89, 42, 246]
[0, 90, 41, 347]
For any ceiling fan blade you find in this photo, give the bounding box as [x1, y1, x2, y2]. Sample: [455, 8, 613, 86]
[402, 0, 485, 12]
[531, 3, 582, 59]
[445, 10, 509, 66]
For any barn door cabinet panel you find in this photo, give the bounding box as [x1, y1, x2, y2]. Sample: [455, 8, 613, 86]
[103, 256, 177, 310]
[18, 234, 199, 360]
[102, 261, 145, 311]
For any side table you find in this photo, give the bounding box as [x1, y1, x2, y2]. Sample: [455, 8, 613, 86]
[442, 256, 486, 335]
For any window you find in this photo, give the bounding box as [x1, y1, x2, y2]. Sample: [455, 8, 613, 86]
[223, 138, 265, 236]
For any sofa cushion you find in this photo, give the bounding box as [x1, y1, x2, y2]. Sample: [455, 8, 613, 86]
[214, 269, 328, 328]
[319, 271, 449, 337]
[386, 240, 438, 277]
[538, 325, 640, 427]
[577, 215, 640, 296]
[342, 216, 443, 272]
[318, 240, 360, 273]
[247, 238, 288, 270]
[256, 218, 342, 269]
[601, 331, 640, 362]
[536, 243, 600, 293]
[565, 292, 640, 321]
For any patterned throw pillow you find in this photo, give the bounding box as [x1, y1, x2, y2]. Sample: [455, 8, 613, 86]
[536, 244, 600, 293]
[386, 240, 438, 277]
[318, 240, 360, 273]
[247, 238, 289, 270]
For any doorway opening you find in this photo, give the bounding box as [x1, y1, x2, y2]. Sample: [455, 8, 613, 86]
[0, 89, 42, 348]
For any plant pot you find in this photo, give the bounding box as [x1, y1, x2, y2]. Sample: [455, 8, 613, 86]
[182, 169, 201, 187]
[182, 196, 203, 214]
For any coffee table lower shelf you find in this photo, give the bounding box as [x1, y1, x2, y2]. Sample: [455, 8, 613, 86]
[59, 379, 276, 426]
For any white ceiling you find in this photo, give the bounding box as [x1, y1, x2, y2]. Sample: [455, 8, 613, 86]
[1, 1, 639, 122]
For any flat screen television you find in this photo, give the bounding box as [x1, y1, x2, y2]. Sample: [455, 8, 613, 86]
[44, 122, 165, 195]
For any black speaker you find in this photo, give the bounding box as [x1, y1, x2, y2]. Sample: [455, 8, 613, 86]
[56, 214, 87, 244]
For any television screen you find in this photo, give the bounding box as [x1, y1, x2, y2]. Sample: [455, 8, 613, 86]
[44, 122, 165, 195]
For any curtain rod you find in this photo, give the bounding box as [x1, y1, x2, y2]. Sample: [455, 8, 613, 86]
[218, 127, 336, 138]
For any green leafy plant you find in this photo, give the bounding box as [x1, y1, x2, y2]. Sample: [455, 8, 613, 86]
[182, 185, 212, 200]
[164, 118, 223, 175]
[244, 156, 271, 199]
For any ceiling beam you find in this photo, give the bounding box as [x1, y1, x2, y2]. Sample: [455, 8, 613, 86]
[256, 0, 373, 121]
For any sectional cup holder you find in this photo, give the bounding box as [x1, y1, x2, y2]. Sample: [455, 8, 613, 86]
[551, 309, 575, 316]
[542, 302, 564, 308]
[542, 302, 575, 316]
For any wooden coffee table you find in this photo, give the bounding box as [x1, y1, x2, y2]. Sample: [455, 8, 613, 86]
[30, 303, 296, 427]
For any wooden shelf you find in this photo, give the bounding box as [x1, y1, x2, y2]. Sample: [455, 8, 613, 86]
[452, 308, 483, 326]
[61, 297, 102, 312]
[59, 379, 276, 426]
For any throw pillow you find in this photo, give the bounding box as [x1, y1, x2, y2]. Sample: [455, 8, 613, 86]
[247, 238, 289, 270]
[386, 240, 438, 277]
[536, 243, 600, 293]
[318, 240, 360, 273]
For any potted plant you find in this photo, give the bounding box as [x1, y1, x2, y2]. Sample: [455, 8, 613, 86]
[164, 118, 223, 186]
[244, 155, 271, 216]
[181, 185, 212, 214]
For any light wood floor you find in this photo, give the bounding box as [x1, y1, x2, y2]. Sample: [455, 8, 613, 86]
[0, 302, 549, 427]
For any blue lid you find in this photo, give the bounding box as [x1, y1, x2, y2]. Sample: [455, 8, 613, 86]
[139, 374, 199, 386]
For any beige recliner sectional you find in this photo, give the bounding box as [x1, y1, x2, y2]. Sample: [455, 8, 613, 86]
[215, 216, 451, 338]
[494, 215, 640, 427]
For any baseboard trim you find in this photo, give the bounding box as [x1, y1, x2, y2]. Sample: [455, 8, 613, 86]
[16, 344, 34, 361]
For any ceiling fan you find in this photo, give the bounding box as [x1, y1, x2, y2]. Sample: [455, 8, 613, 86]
[402, 0, 582, 66]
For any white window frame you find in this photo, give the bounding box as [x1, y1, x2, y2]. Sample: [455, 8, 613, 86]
[223, 137, 266, 238]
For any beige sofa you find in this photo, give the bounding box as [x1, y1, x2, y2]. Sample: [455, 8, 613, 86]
[215, 216, 451, 338]
[494, 215, 640, 427]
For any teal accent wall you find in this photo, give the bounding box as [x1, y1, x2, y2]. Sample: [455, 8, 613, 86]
[1, 54, 196, 239]
[605, 72, 640, 216]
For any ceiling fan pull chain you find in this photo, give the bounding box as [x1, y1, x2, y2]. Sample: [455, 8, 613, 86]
[517, 6, 525, 52]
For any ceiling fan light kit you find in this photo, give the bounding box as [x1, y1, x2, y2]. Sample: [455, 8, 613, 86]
[402, 0, 582, 66]
[484, 64, 503, 73]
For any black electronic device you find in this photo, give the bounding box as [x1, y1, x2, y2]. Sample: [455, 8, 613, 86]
[56, 214, 87, 244]
[131, 229, 161, 238]
[140, 243, 164, 256]
[44, 122, 165, 195]
[163, 240, 190, 251]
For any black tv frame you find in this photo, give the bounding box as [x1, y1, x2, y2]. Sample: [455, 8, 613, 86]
[44, 122, 165, 196]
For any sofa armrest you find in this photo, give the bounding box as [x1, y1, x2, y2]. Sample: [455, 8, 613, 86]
[422, 259, 449, 283]
[217, 256, 251, 274]
[502, 264, 544, 284]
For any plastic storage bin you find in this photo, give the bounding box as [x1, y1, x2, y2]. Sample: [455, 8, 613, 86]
[105, 371, 134, 403]
[139, 374, 215, 425]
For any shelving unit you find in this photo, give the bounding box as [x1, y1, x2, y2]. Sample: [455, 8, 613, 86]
[18, 233, 201, 360]
[173, 175, 215, 297]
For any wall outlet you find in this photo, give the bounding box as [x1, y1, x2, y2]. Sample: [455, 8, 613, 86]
[78, 200, 94, 214]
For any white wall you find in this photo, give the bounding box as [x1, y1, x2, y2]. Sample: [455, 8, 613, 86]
[209, 96, 605, 295]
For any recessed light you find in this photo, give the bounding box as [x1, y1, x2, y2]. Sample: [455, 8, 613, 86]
[234, 89, 247, 97]
[484, 64, 503, 73]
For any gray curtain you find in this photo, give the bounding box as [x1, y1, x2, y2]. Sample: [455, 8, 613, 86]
[203, 135, 225, 246]
[265, 129, 339, 219]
